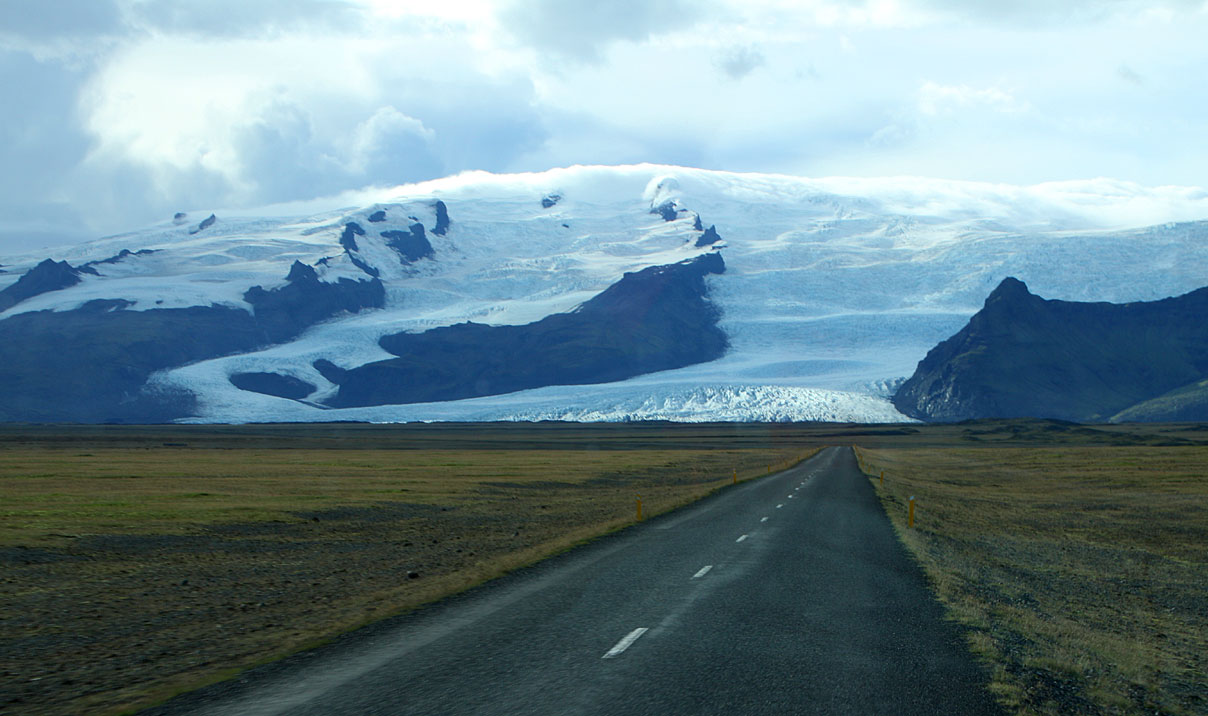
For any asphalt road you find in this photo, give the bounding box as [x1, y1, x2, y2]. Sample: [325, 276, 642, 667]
[142, 447, 1003, 716]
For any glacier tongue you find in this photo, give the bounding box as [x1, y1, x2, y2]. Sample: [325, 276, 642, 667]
[7, 164, 1208, 424]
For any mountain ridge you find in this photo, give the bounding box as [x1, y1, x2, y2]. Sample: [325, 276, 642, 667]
[893, 278, 1208, 422]
[2, 164, 1206, 423]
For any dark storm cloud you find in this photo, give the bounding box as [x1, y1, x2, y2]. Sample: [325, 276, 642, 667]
[499, 0, 709, 62]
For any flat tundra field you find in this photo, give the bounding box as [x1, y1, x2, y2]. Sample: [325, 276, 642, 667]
[1, 421, 1205, 716]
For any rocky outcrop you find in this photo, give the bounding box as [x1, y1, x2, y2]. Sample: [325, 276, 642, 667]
[189, 214, 216, 235]
[695, 224, 722, 247]
[0, 259, 86, 313]
[87, 249, 156, 267]
[229, 372, 316, 400]
[340, 222, 365, 252]
[651, 200, 679, 222]
[380, 223, 434, 264]
[367, 210, 387, 223]
[433, 200, 450, 236]
[327, 253, 728, 408]
[893, 277, 1208, 422]
[541, 194, 561, 209]
[339, 222, 381, 277]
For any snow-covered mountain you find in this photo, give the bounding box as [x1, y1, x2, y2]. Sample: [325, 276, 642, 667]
[2, 164, 1207, 424]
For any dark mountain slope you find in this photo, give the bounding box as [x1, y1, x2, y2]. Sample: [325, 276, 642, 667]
[1109, 378, 1208, 423]
[0, 259, 93, 313]
[326, 252, 728, 407]
[893, 277, 1208, 422]
[0, 267, 383, 423]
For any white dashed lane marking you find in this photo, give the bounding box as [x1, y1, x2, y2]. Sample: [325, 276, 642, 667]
[760, 517, 768, 522]
[603, 628, 649, 659]
[736, 534, 748, 543]
[692, 565, 712, 579]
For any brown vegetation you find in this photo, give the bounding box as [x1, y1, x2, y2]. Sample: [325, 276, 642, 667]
[0, 423, 814, 716]
[855, 422, 1208, 715]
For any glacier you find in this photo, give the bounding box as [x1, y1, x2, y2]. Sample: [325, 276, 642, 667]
[2, 164, 1206, 424]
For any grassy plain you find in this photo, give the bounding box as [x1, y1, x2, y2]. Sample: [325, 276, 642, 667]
[3, 421, 1206, 716]
[855, 422, 1208, 716]
[0, 422, 817, 716]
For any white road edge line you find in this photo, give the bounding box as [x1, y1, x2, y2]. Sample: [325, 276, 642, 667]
[692, 565, 713, 579]
[736, 534, 748, 542]
[603, 628, 649, 659]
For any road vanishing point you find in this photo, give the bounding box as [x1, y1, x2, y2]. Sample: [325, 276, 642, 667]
[142, 447, 1003, 715]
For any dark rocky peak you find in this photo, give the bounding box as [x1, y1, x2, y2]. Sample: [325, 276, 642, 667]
[433, 199, 450, 236]
[189, 214, 216, 235]
[367, 210, 387, 223]
[692, 213, 703, 231]
[695, 224, 722, 248]
[985, 276, 1033, 304]
[0, 258, 86, 313]
[87, 248, 157, 267]
[381, 223, 434, 264]
[173, 212, 187, 225]
[340, 222, 366, 251]
[286, 260, 318, 283]
[893, 279, 1208, 423]
[651, 200, 680, 222]
[971, 277, 1047, 326]
[541, 193, 562, 209]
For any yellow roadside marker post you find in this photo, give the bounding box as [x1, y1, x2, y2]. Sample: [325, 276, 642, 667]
[908, 495, 915, 528]
[636, 494, 643, 521]
[733, 469, 737, 485]
[880, 470, 884, 486]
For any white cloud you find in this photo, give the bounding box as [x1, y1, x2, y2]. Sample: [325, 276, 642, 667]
[715, 45, 767, 79]
[348, 106, 437, 177]
[498, 0, 707, 62]
[2, 0, 1208, 254]
[916, 82, 1031, 116]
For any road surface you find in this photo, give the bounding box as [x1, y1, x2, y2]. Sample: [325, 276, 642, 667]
[142, 447, 1002, 715]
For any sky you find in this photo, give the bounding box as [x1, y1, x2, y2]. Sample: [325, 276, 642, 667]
[1, 0, 1207, 254]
